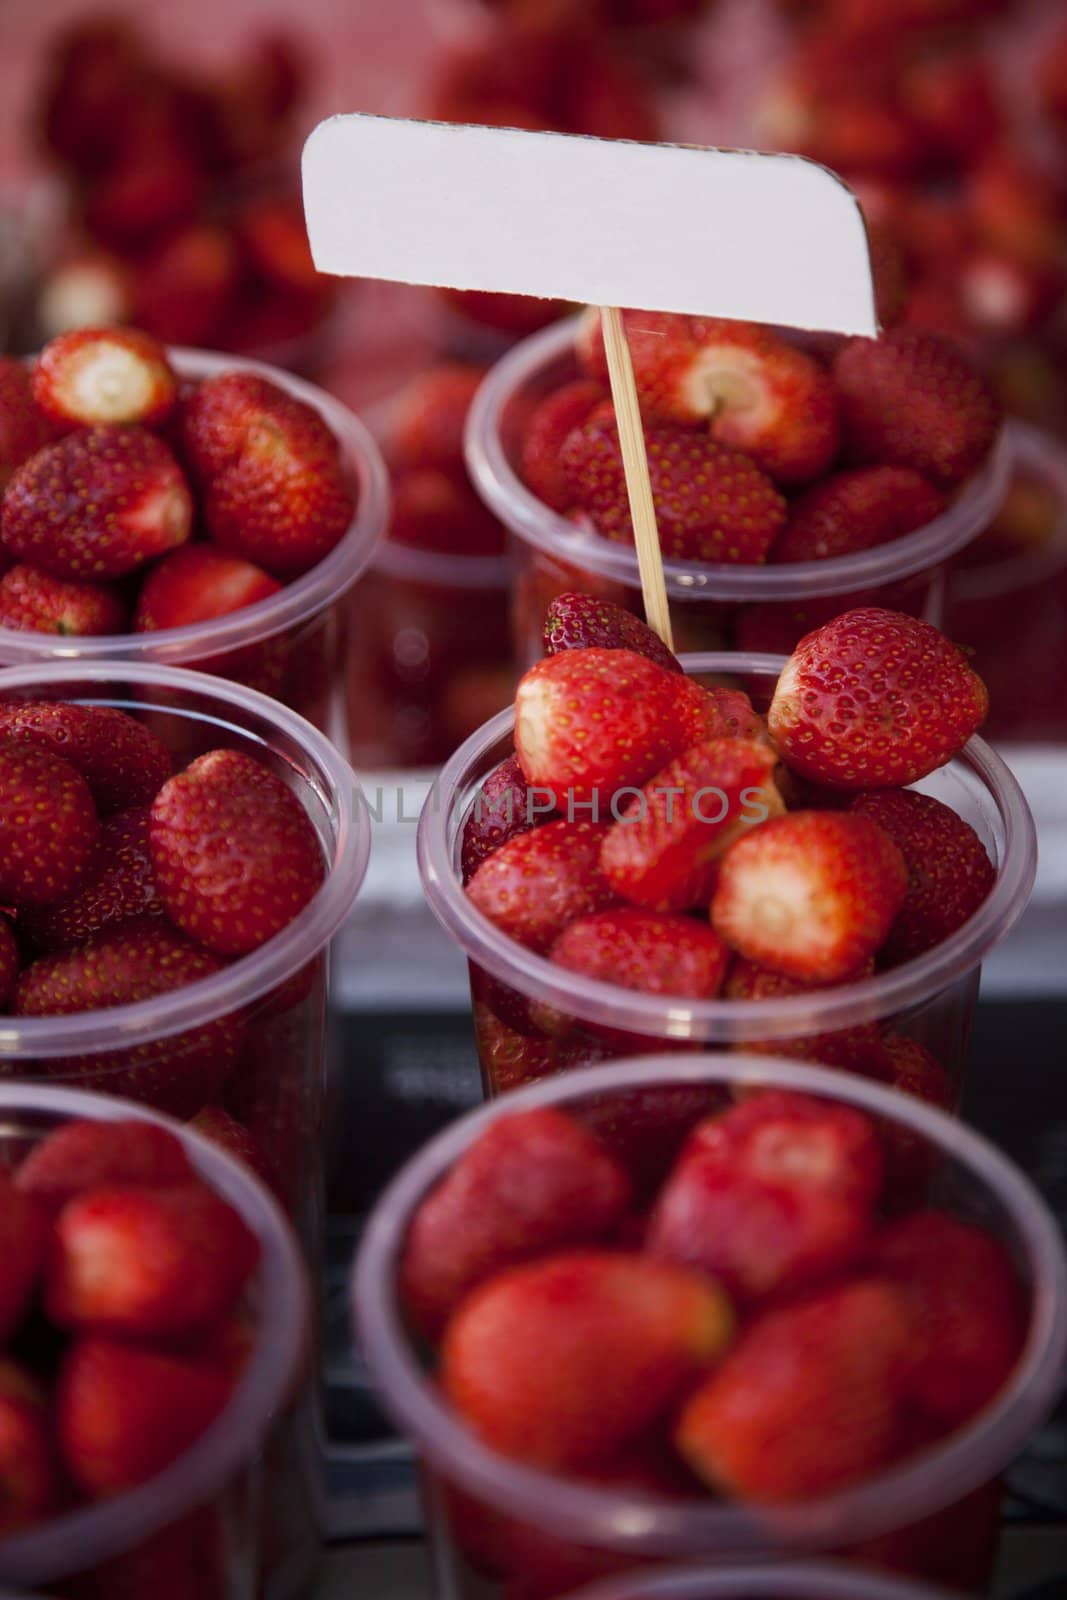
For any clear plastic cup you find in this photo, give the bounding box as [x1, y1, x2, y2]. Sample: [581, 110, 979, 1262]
[0, 1080, 308, 1598]
[345, 539, 515, 770]
[0, 350, 390, 735]
[464, 316, 1014, 669]
[417, 652, 1036, 1099]
[564, 1560, 972, 1600]
[352, 1053, 1067, 1598]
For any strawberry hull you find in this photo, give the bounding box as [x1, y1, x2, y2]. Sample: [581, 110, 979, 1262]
[353, 1056, 1067, 1599]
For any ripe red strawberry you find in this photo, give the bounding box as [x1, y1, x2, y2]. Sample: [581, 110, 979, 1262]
[133, 223, 241, 349]
[675, 679, 767, 746]
[549, 909, 731, 1001]
[0, 358, 51, 490]
[56, 1336, 233, 1496]
[870, 1210, 1026, 1427]
[20, 805, 165, 952]
[721, 955, 882, 1070]
[677, 1279, 913, 1501]
[849, 1031, 955, 1200]
[14, 918, 245, 1116]
[514, 648, 691, 808]
[599, 738, 782, 910]
[443, 1252, 733, 1468]
[465, 819, 618, 953]
[0, 1362, 61, 1537]
[648, 1092, 884, 1304]
[561, 413, 786, 562]
[833, 330, 1001, 487]
[0, 563, 126, 636]
[461, 755, 540, 884]
[849, 789, 995, 963]
[236, 197, 326, 299]
[771, 467, 947, 563]
[521, 379, 606, 511]
[133, 544, 282, 634]
[0, 1170, 48, 1341]
[17, 1117, 193, 1212]
[188, 1105, 275, 1191]
[2, 426, 193, 580]
[711, 811, 908, 981]
[388, 469, 507, 558]
[768, 608, 989, 789]
[32, 328, 177, 430]
[0, 703, 171, 814]
[149, 749, 325, 957]
[543, 592, 682, 673]
[48, 1182, 259, 1340]
[0, 741, 100, 908]
[390, 363, 488, 480]
[0, 913, 17, 1005]
[401, 1108, 632, 1341]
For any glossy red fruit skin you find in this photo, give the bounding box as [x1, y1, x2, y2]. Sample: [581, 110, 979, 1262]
[16, 1117, 192, 1212]
[521, 381, 607, 512]
[771, 466, 947, 563]
[0, 741, 100, 909]
[0, 703, 172, 815]
[461, 756, 539, 884]
[721, 954, 883, 1070]
[543, 592, 682, 673]
[466, 818, 619, 954]
[388, 468, 506, 558]
[401, 1107, 632, 1341]
[0, 358, 52, 491]
[675, 680, 766, 746]
[203, 440, 354, 578]
[0, 1361, 61, 1538]
[32, 327, 177, 430]
[768, 607, 989, 789]
[133, 544, 282, 632]
[20, 806, 164, 953]
[390, 363, 487, 480]
[0, 1171, 48, 1342]
[648, 1090, 884, 1304]
[149, 749, 325, 957]
[0, 564, 126, 636]
[549, 908, 731, 999]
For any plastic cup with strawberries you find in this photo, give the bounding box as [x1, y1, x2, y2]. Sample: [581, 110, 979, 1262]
[418, 608, 1036, 1103]
[0, 1079, 309, 1598]
[353, 1053, 1067, 1598]
[464, 315, 1013, 669]
[0, 330, 388, 734]
[559, 1560, 992, 1600]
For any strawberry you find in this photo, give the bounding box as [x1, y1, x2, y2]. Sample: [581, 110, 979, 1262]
[465, 819, 618, 953]
[443, 1252, 733, 1468]
[133, 544, 282, 634]
[133, 224, 241, 348]
[401, 1108, 632, 1341]
[461, 755, 540, 884]
[473, 1004, 567, 1094]
[849, 789, 995, 963]
[0, 564, 126, 636]
[0, 741, 99, 908]
[767, 608, 989, 789]
[549, 909, 731, 1000]
[674, 679, 766, 746]
[648, 1092, 884, 1304]
[37, 250, 134, 343]
[543, 592, 682, 674]
[869, 1210, 1026, 1427]
[0, 913, 17, 1005]
[832, 329, 1001, 488]
[599, 738, 782, 910]
[771, 467, 946, 563]
[83, 147, 204, 249]
[20, 805, 165, 952]
[576, 1083, 728, 1200]
[721, 955, 882, 1069]
[32, 328, 177, 430]
[17, 1117, 192, 1212]
[56, 1336, 233, 1496]
[561, 412, 786, 562]
[0, 1170, 48, 1340]
[711, 811, 908, 982]
[514, 648, 690, 809]
[521, 380, 606, 512]
[850, 1031, 954, 1201]
[0, 703, 171, 814]
[0, 357, 51, 490]
[897, 49, 1002, 168]
[0, 1362, 61, 1537]
[48, 1182, 259, 1340]
[388, 469, 507, 558]
[390, 363, 488, 480]
[149, 749, 325, 957]
[188, 1105, 275, 1191]
[677, 1279, 913, 1501]
[14, 919, 245, 1116]
[236, 197, 326, 299]
[2, 426, 193, 580]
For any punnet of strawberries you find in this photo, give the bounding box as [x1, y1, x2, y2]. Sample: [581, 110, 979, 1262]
[461, 600, 995, 1097]
[0, 326, 356, 640]
[0, 1111, 260, 1565]
[397, 1087, 1027, 1593]
[518, 314, 1002, 565]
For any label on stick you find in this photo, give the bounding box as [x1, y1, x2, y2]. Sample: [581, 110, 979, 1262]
[302, 114, 878, 336]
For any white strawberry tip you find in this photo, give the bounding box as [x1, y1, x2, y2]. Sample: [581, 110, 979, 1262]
[65, 345, 156, 422]
[687, 351, 765, 423]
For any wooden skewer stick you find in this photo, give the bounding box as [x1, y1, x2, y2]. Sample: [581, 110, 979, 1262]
[599, 306, 674, 651]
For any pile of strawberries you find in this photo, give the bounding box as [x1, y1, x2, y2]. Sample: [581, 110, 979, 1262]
[0, 1113, 259, 1577]
[32, 16, 335, 355]
[0, 326, 355, 640]
[519, 315, 1002, 566]
[461, 599, 993, 1097]
[400, 1090, 1025, 1595]
[0, 698, 325, 1126]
